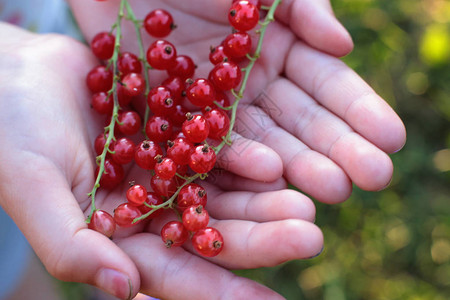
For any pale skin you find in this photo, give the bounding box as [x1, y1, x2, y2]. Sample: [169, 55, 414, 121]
[0, 0, 406, 299]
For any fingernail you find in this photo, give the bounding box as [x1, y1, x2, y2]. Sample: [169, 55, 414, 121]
[307, 245, 324, 259]
[95, 268, 132, 300]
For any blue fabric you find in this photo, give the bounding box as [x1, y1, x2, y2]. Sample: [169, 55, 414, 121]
[0, 207, 31, 300]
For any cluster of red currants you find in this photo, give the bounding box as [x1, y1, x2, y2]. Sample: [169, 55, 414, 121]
[86, 0, 264, 257]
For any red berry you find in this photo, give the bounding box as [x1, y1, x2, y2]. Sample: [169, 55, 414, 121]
[182, 114, 210, 143]
[191, 227, 224, 257]
[209, 61, 242, 91]
[155, 156, 177, 180]
[223, 32, 252, 59]
[162, 76, 184, 102]
[118, 52, 142, 75]
[145, 116, 173, 143]
[111, 137, 135, 164]
[167, 55, 196, 79]
[161, 221, 188, 248]
[176, 183, 207, 212]
[90, 32, 115, 60]
[96, 159, 124, 189]
[126, 184, 148, 206]
[232, 0, 261, 9]
[122, 73, 145, 97]
[166, 137, 194, 166]
[186, 78, 216, 107]
[86, 65, 113, 93]
[117, 84, 133, 107]
[189, 145, 216, 174]
[147, 86, 176, 117]
[229, 1, 260, 31]
[138, 192, 164, 217]
[150, 175, 177, 197]
[114, 203, 142, 227]
[169, 104, 188, 127]
[147, 40, 177, 70]
[91, 92, 113, 115]
[117, 111, 141, 136]
[182, 205, 209, 232]
[144, 9, 175, 38]
[203, 107, 230, 140]
[135, 140, 163, 170]
[209, 45, 229, 65]
[88, 210, 116, 238]
[94, 133, 113, 156]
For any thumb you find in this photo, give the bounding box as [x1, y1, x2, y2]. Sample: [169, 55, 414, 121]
[0, 156, 140, 300]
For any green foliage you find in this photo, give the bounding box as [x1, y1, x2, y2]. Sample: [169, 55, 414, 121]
[238, 0, 450, 298]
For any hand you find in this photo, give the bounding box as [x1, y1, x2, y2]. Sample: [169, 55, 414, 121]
[0, 22, 321, 300]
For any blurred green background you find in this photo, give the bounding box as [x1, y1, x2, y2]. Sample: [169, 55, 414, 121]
[236, 0, 450, 299]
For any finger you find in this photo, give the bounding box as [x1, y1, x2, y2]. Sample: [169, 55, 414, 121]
[204, 169, 287, 192]
[150, 216, 323, 269]
[117, 233, 285, 300]
[212, 131, 284, 182]
[285, 41, 406, 153]
[257, 78, 394, 191]
[0, 157, 140, 300]
[234, 104, 352, 203]
[262, 0, 354, 56]
[204, 186, 316, 223]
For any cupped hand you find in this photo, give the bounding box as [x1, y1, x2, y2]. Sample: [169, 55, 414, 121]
[0, 22, 322, 300]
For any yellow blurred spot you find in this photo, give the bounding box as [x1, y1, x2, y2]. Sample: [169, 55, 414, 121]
[298, 266, 323, 291]
[362, 8, 389, 30]
[433, 149, 450, 172]
[386, 222, 411, 250]
[431, 239, 450, 264]
[406, 72, 429, 95]
[420, 24, 450, 65]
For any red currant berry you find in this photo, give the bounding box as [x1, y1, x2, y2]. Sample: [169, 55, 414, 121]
[223, 32, 252, 59]
[118, 52, 142, 75]
[147, 86, 176, 117]
[150, 175, 177, 197]
[117, 110, 141, 136]
[209, 61, 242, 91]
[176, 183, 207, 212]
[90, 32, 115, 60]
[135, 140, 163, 170]
[203, 107, 230, 140]
[191, 227, 224, 257]
[176, 164, 189, 177]
[96, 159, 124, 189]
[86, 66, 113, 93]
[162, 76, 184, 102]
[144, 9, 175, 38]
[117, 84, 133, 107]
[233, 0, 261, 8]
[114, 203, 142, 227]
[209, 45, 229, 65]
[145, 116, 173, 143]
[88, 210, 116, 238]
[91, 92, 113, 115]
[94, 133, 113, 156]
[229, 1, 260, 31]
[111, 137, 135, 164]
[161, 221, 188, 248]
[182, 113, 210, 143]
[147, 40, 177, 70]
[189, 145, 217, 174]
[167, 55, 196, 79]
[126, 184, 148, 206]
[138, 192, 164, 218]
[182, 205, 209, 232]
[202, 91, 231, 113]
[122, 73, 145, 97]
[166, 137, 194, 166]
[155, 156, 177, 180]
[168, 104, 188, 127]
[186, 78, 216, 107]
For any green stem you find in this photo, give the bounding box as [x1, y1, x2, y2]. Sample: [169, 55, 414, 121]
[87, 0, 127, 223]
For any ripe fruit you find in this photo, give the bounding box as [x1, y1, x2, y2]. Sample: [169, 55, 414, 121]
[191, 227, 224, 257]
[154, 156, 177, 180]
[182, 114, 210, 143]
[209, 61, 242, 91]
[88, 210, 116, 238]
[150, 175, 177, 197]
[118, 52, 142, 75]
[111, 137, 135, 164]
[203, 107, 230, 140]
[90, 32, 115, 60]
[222, 32, 252, 59]
[161, 221, 188, 248]
[91, 92, 113, 115]
[145, 116, 173, 143]
[209, 45, 229, 65]
[117, 111, 141, 136]
[176, 183, 207, 212]
[97, 159, 124, 189]
[168, 55, 196, 79]
[189, 145, 217, 174]
[135, 140, 163, 170]
[166, 137, 194, 166]
[182, 205, 209, 232]
[126, 184, 148, 206]
[144, 9, 175, 38]
[229, 1, 260, 32]
[147, 86, 176, 117]
[147, 40, 177, 70]
[121, 73, 145, 97]
[86, 66, 113, 93]
[138, 192, 164, 218]
[186, 78, 216, 107]
[114, 203, 142, 227]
